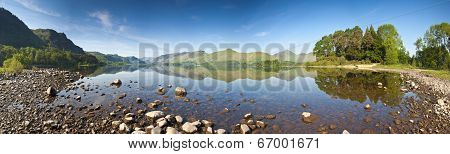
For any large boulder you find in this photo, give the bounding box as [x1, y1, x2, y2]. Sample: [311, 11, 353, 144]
[46, 87, 57, 96]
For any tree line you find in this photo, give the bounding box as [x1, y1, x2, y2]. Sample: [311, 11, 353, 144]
[0, 45, 99, 73]
[313, 23, 449, 70]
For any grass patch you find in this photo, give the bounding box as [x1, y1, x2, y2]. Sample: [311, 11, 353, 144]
[420, 70, 450, 80]
[374, 64, 417, 69]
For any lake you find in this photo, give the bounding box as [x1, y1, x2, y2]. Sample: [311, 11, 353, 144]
[55, 65, 419, 134]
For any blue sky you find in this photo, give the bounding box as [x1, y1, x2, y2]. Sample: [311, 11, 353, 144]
[1, 0, 449, 57]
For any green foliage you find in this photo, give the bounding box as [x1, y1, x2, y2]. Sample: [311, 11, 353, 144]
[87, 52, 143, 65]
[313, 24, 409, 65]
[415, 22, 450, 70]
[2, 56, 24, 73]
[0, 45, 100, 68]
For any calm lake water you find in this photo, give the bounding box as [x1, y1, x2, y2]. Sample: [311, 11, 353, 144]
[56, 65, 419, 134]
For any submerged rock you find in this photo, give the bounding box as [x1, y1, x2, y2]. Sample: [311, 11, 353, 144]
[111, 79, 122, 85]
[364, 104, 371, 110]
[175, 87, 187, 97]
[156, 87, 166, 95]
[301, 112, 317, 123]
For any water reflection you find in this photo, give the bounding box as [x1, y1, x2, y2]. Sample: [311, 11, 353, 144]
[313, 68, 404, 106]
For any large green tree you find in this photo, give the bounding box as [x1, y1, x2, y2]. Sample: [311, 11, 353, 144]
[415, 22, 450, 70]
[313, 34, 335, 57]
[377, 24, 406, 64]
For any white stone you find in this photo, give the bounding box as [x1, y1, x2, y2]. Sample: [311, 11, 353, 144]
[302, 112, 311, 118]
[145, 111, 165, 119]
[182, 122, 198, 133]
[131, 130, 145, 134]
[342, 130, 350, 134]
[175, 116, 183, 123]
[166, 127, 179, 134]
[216, 129, 226, 134]
[119, 123, 130, 133]
[240, 124, 251, 134]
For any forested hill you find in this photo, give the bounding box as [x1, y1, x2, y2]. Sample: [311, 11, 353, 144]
[33, 29, 84, 53]
[0, 8, 44, 48]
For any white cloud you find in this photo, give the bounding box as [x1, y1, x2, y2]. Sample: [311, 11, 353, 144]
[14, 0, 60, 17]
[255, 31, 269, 37]
[89, 10, 113, 30]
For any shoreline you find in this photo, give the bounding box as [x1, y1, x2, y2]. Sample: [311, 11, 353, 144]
[0, 67, 449, 134]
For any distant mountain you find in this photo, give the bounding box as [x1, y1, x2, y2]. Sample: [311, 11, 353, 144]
[148, 49, 316, 65]
[0, 8, 44, 48]
[88, 52, 144, 65]
[32, 29, 84, 53]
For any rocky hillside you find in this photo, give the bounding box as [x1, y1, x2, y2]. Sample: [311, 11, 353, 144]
[0, 8, 44, 48]
[33, 29, 84, 53]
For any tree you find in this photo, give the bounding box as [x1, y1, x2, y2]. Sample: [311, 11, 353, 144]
[363, 25, 383, 62]
[313, 34, 334, 57]
[377, 24, 406, 64]
[415, 22, 450, 70]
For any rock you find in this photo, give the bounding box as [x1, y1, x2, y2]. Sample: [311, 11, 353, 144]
[394, 119, 401, 125]
[244, 113, 252, 119]
[216, 129, 226, 134]
[342, 130, 350, 134]
[240, 124, 251, 134]
[132, 130, 145, 134]
[223, 108, 229, 113]
[136, 98, 142, 103]
[329, 124, 337, 130]
[256, 121, 266, 128]
[301, 104, 308, 108]
[23, 121, 30, 127]
[377, 82, 383, 86]
[111, 79, 122, 85]
[119, 123, 130, 133]
[112, 121, 121, 128]
[206, 127, 213, 134]
[175, 116, 183, 123]
[265, 114, 276, 119]
[201, 120, 213, 127]
[364, 104, 371, 110]
[43, 120, 56, 126]
[75, 95, 81, 101]
[191, 121, 202, 127]
[301, 112, 317, 123]
[151, 126, 161, 134]
[148, 103, 158, 108]
[182, 122, 198, 133]
[124, 113, 134, 123]
[46, 87, 57, 97]
[118, 93, 126, 99]
[156, 118, 168, 127]
[166, 127, 179, 134]
[145, 125, 154, 134]
[145, 111, 165, 119]
[156, 86, 166, 95]
[175, 87, 187, 97]
[437, 99, 445, 106]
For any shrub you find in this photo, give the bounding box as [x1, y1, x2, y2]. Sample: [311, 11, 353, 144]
[2, 56, 24, 73]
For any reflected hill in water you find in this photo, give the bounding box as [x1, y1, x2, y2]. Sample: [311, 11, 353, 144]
[77, 65, 406, 106]
[149, 66, 317, 82]
[313, 68, 405, 106]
